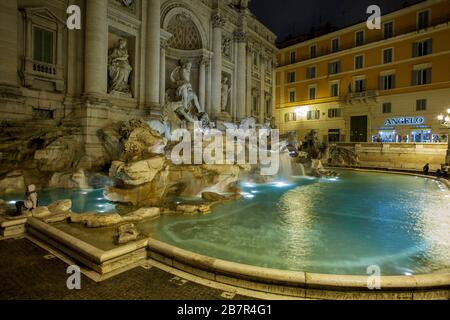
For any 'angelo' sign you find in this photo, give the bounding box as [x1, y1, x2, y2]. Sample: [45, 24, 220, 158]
[384, 117, 425, 126]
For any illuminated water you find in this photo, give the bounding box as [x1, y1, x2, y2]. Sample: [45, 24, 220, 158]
[3, 189, 116, 213]
[151, 171, 450, 276]
[2, 171, 449, 275]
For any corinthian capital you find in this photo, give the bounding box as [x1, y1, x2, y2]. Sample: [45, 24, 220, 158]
[212, 13, 226, 29]
[233, 30, 247, 43]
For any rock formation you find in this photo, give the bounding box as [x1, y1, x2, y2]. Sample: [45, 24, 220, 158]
[102, 119, 244, 207]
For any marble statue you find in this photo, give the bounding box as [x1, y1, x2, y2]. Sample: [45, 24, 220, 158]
[239, 117, 257, 131]
[221, 76, 231, 112]
[108, 39, 132, 94]
[170, 60, 203, 114]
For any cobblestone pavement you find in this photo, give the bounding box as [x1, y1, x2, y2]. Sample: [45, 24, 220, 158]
[0, 238, 251, 300]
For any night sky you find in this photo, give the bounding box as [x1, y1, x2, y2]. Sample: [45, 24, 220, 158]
[249, 0, 424, 42]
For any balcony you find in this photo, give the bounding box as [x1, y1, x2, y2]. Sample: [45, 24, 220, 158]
[345, 90, 379, 105]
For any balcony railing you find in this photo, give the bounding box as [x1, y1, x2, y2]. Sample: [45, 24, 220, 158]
[345, 90, 379, 104]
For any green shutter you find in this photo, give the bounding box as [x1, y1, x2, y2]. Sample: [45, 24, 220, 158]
[426, 68, 432, 84]
[412, 42, 418, 58]
[412, 70, 418, 85]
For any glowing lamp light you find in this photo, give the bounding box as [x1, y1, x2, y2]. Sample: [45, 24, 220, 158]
[445, 116, 450, 123]
[438, 114, 444, 121]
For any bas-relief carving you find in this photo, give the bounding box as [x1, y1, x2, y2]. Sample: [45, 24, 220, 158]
[222, 36, 232, 59]
[115, 0, 136, 12]
[108, 39, 133, 95]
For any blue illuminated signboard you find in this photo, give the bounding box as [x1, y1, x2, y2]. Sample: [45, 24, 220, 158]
[384, 117, 425, 126]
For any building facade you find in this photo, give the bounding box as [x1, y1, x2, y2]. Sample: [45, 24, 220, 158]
[275, 0, 450, 145]
[0, 0, 276, 166]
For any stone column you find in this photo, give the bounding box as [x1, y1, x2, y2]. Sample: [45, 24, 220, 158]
[199, 58, 207, 109]
[205, 62, 212, 114]
[211, 13, 225, 118]
[0, 0, 18, 87]
[145, 0, 161, 114]
[84, 0, 108, 97]
[159, 39, 168, 106]
[234, 30, 247, 121]
[259, 53, 266, 124]
[272, 58, 277, 121]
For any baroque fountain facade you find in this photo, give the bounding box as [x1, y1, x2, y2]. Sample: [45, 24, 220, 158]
[0, 0, 277, 195]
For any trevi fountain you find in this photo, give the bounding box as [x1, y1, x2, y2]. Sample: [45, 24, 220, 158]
[0, 0, 450, 300]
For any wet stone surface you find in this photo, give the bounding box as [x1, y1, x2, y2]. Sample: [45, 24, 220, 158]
[0, 238, 252, 300]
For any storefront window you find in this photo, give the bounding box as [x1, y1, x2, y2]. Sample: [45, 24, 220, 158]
[411, 130, 431, 143]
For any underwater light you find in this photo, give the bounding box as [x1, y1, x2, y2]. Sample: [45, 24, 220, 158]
[241, 192, 255, 199]
[242, 182, 256, 188]
[272, 181, 292, 188]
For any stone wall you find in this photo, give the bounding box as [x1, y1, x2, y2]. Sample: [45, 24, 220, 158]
[338, 143, 447, 171]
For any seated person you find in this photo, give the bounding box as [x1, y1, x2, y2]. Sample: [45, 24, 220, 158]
[14, 185, 37, 216]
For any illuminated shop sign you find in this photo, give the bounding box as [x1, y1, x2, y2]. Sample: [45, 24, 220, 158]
[384, 117, 425, 126]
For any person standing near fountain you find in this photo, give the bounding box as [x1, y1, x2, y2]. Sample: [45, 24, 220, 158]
[423, 163, 430, 175]
[14, 185, 37, 216]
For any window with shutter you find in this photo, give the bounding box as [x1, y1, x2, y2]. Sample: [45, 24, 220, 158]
[382, 103, 392, 114]
[417, 10, 430, 29]
[33, 27, 54, 64]
[383, 48, 393, 64]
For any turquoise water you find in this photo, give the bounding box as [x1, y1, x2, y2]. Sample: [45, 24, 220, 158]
[3, 171, 449, 275]
[2, 189, 116, 213]
[152, 171, 450, 276]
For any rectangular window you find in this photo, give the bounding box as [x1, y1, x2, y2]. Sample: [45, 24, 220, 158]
[331, 38, 340, 53]
[330, 83, 339, 97]
[412, 68, 432, 85]
[380, 74, 396, 90]
[355, 30, 365, 46]
[413, 39, 432, 57]
[355, 79, 366, 93]
[417, 10, 430, 29]
[328, 129, 341, 143]
[307, 110, 320, 120]
[309, 87, 316, 100]
[290, 51, 296, 64]
[382, 102, 392, 114]
[33, 27, 54, 64]
[416, 99, 427, 111]
[289, 90, 296, 103]
[252, 96, 259, 114]
[285, 112, 297, 123]
[328, 61, 341, 75]
[306, 67, 316, 79]
[328, 108, 342, 118]
[384, 22, 394, 39]
[253, 52, 258, 66]
[310, 45, 317, 58]
[287, 71, 296, 83]
[355, 55, 364, 69]
[383, 48, 393, 64]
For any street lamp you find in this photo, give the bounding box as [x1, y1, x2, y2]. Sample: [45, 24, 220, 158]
[437, 108, 450, 164]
